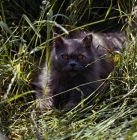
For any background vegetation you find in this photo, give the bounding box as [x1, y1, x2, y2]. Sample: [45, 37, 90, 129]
[0, 0, 137, 139]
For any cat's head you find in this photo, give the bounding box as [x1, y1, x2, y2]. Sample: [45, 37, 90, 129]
[50, 33, 96, 76]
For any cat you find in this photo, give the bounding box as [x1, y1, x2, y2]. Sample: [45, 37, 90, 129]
[32, 31, 125, 111]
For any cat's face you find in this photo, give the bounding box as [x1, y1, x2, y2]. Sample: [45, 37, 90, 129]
[51, 33, 95, 76]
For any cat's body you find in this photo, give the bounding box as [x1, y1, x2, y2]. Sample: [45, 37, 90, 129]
[32, 31, 125, 110]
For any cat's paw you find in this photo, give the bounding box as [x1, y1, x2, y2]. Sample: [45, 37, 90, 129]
[65, 102, 77, 109]
[35, 98, 55, 114]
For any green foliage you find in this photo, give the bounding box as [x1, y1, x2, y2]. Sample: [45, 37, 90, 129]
[0, 0, 137, 139]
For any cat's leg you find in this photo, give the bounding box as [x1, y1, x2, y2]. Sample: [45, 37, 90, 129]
[65, 101, 78, 109]
[64, 88, 94, 109]
[35, 88, 56, 112]
[64, 92, 81, 109]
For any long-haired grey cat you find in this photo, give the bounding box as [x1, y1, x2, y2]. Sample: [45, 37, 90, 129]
[32, 31, 125, 111]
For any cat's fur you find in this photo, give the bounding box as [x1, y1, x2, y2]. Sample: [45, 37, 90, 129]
[32, 31, 125, 110]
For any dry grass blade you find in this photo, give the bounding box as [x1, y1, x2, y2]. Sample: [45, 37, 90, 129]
[0, 0, 136, 139]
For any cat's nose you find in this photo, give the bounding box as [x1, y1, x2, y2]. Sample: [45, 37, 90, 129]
[70, 63, 76, 67]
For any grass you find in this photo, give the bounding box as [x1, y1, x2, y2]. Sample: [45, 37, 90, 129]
[0, 0, 137, 139]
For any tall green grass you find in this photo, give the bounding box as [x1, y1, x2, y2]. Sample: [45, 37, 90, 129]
[0, 0, 137, 139]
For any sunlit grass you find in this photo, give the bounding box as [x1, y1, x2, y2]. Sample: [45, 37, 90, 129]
[0, 0, 137, 139]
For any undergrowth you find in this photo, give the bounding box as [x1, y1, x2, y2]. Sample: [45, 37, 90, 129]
[0, 0, 137, 139]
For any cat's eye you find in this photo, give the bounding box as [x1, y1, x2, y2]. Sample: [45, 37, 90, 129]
[77, 54, 84, 60]
[62, 55, 68, 60]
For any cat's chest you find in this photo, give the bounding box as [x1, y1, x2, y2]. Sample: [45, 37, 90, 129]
[55, 76, 87, 92]
[62, 76, 82, 85]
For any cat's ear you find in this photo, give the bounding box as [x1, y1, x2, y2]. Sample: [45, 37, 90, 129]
[82, 33, 93, 48]
[52, 33, 64, 49]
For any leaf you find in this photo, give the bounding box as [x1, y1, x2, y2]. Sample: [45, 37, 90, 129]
[105, 0, 112, 19]
[23, 14, 41, 38]
[0, 21, 12, 35]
